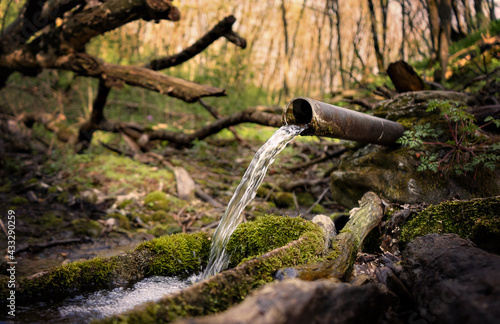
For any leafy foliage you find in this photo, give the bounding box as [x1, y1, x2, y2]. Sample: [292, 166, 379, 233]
[397, 100, 500, 175]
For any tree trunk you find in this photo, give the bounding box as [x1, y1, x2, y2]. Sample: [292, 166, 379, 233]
[437, 0, 452, 82]
[367, 0, 385, 72]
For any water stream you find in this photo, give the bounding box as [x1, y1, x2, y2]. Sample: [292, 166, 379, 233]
[202, 124, 306, 278]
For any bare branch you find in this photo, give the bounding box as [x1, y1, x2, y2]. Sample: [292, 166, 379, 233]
[146, 15, 246, 70]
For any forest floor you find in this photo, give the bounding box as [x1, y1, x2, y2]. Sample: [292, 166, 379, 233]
[0, 123, 345, 276]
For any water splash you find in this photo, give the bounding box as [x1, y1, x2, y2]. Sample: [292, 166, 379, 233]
[202, 124, 305, 279]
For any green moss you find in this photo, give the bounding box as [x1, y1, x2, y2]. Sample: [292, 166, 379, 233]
[400, 197, 500, 253]
[47, 186, 58, 194]
[226, 215, 323, 267]
[72, 219, 102, 237]
[137, 232, 210, 276]
[271, 192, 295, 208]
[39, 212, 64, 230]
[117, 199, 133, 209]
[112, 214, 131, 230]
[144, 191, 187, 212]
[56, 192, 70, 204]
[9, 196, 28, 205]
[144, 191, 170, 210]
[296, 192, 316, 206]
[150, 210, 174, 222]
[148, 224, 182, 237]
[310, 204, 326, 214]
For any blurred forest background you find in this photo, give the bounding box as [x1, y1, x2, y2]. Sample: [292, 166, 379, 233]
[0, 0, 499, 275]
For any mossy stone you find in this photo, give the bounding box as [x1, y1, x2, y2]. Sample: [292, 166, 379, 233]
[400, 197, 500, 253]
[151, 210, 174, 222]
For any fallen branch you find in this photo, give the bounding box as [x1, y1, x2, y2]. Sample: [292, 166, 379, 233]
[145, 108, 282, 146]
[15, 237, 93, 255]
[298, 192, 384, 280]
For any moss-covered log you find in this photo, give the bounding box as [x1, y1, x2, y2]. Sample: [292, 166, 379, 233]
[95, 217, 325, 323]
[400, 196, 500, 253]
[0, 232, 211, 304]
[296, 191, 384, 281]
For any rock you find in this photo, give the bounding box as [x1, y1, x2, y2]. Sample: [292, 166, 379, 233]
[176, 279, 395, 324]
[400, 197, 500, 254]
[174, 166, 195, 201]
[80, 188, 106, 204]
[400, 233, 500, 324]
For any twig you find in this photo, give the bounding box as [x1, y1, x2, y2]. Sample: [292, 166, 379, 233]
[288, 148, 347, 171]
[305, 187, 330, 214]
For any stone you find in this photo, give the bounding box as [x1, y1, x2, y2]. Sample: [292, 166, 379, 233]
[174, 166, 196, 201]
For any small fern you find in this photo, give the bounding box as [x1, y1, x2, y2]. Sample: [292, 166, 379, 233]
[397, 99, 500, 175]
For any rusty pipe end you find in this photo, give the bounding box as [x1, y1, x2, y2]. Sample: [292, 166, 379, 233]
[282, 97, 317, 136]
[282, 97, 405, 146]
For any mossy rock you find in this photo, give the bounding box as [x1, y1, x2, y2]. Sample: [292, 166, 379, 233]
[226, 215, 323, 267]
[400, 197, 500, 254]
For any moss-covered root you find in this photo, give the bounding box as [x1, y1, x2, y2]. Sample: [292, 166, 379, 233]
[94, 218, 325, 324]
[400, 197, 500, 253]
[298, 191, 385, 281]
[0, 232, 211, 304]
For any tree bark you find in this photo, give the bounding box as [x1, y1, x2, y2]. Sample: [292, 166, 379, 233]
[177, 279, 394, 324]
[401, 234, 500, 324]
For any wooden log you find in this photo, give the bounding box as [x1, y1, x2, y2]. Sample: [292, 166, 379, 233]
[176, 279, 395, 324]
[296, 191, 385, 281]
[400, 233, 500, 324]
[387, 60, 425, 93]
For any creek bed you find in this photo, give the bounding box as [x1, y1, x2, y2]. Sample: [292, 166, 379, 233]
[14, 275, 198, 323]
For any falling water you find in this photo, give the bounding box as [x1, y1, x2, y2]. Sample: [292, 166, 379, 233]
[202, 124, 306, 279]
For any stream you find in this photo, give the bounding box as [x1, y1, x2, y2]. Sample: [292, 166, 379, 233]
[202, 124, 306, 278]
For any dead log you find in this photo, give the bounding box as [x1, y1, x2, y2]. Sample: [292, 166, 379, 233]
[400, 234, 500, 324]
[387, 61, 425, 93]
[297, 192, 385, 281]
[176, 279, 395, 324]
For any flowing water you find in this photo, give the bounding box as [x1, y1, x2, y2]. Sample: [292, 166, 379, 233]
[202, 124, 306, 279]
[14, 275, 199, 323]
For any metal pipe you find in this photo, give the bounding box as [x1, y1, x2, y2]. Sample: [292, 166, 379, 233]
[282, 97, 404, 146]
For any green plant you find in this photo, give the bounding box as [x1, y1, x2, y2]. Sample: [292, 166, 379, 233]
[397, 99, 500, 175]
